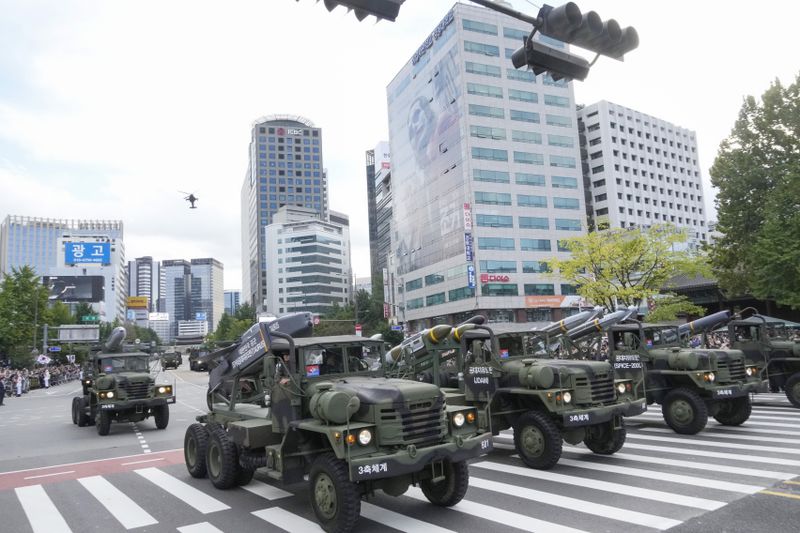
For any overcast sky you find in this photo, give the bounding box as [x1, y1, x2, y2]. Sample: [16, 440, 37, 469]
[1, 0, 798, 290]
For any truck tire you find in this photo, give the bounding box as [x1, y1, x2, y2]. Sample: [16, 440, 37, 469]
[785, 373, 800, 408]
[662, 387, 707, 434]
[584, 419, 626, 455]
[153, 405, 169, 429]
[420, 460, 469, 507]
[96, 410, 111, 436]
[184, 423, 209, 478]
[309, 454, 360, 533]
[236, 467, 255, 486]
[514, 411, 563, 469]
[76, 398, 89, 427]
[206, 426, 239, 489]
[713, 396, 752, 425]
[71, 397, 80, 425]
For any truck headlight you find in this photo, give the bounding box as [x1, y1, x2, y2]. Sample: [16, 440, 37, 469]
[158, 386, 171, 394]
[357, 429, 372, 446]
[106, 391, 114, 399]
[616, 383, 626, 394]
[703, 372, 715, 382]
[746, 366, 757, 377]
[562, 391, 572, 404]
[452, 412, 465, 427]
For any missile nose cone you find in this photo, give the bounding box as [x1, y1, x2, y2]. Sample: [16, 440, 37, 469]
[428, 325, 453, 343]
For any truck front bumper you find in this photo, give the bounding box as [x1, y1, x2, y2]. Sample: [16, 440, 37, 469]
[562, 398, 647, 427]
[348, 431, 492, 482]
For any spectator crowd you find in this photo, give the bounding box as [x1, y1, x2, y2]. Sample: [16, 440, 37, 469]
[0, 363, 81, 405]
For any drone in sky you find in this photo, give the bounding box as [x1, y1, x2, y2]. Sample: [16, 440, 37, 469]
[180, 191, 199, 209]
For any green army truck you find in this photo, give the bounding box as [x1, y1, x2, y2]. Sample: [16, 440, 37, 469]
[161, 350, 182, 370]
[72, 327, 176, 435]
[608, 311, 764, 434]
[184, 313, 492, 533]
[728, 314, 800, 407]
[387, 309, 645, 470]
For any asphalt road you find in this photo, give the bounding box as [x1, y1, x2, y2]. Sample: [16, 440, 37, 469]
[0, 364, 798, 532]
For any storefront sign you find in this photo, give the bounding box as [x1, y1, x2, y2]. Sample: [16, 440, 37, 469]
[480, 274, 510, 283]
[525, 295, 566, 308]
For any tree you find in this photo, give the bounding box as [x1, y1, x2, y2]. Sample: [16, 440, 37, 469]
[0, 266, 50, 367]
[646, 295, 705, 322]
[209, 311, 253, 346]
[48, 301, 75, 327]
[710, 73, 800, 308]
[550, 224, 708, 311]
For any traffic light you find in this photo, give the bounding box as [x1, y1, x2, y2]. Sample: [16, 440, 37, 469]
[510, 2, 638, 82]
[310, 0, 406, 22]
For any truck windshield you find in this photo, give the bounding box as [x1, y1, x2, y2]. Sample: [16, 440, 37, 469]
[303, 343, 384, 377]
[99, 357, 150, 373]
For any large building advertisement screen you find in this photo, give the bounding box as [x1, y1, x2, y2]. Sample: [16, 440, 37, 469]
[389, 26, 465, 276]
[43, 276, 105, 302]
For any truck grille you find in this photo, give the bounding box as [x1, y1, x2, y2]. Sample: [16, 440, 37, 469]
[378, 398, 447, 446]
[717, 358, 746, 382]
[120, 380, 150, 400]
[574, 374, 615, 404]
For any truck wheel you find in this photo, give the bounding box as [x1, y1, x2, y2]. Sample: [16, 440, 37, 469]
[206, 426, 239, 489]
[71, 397, 80, 425]
[514, 411, 563, 469]
[76, 398, 89, 427]
[96, 410, 111, 436]
[713, 396, 752, 425]
[184, 423, 209, 478]
[662, 387, 708, 434]
[309, 453, 360, 533]
[153, 405, 169, 429]
[420, 460, 469, 507]
[236, 467, 255, 486]
[785, 374, 800, 408]
[584, 419, 626, 455]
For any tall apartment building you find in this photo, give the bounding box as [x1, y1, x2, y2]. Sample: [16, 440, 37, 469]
[126, 256, 165, 312]
[386, 3, 587, 330]
[0, 216, 126, 321]
[241, 115, 329, 309]
[162, 259, 191, 337]
[190, 258, 224, 333]
[365, 141, 393, 285]
[263, 206, 351, 316]
[577, 101, 708, 248]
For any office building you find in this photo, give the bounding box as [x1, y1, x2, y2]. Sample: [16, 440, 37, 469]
[162, 259, 191, 337]
[190, 258, 224, 333]
[577, 101, 708, 248]
[241, 115, 329, 309]
[365, 141, 393, 284]
[263, 206, 351, 316]
[126, 256, 165, 312]
[224, 290, 241, 316]
[386, 3, 587, 330]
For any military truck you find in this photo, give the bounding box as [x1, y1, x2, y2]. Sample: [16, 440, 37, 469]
[728, 314, 800, 407]
[72, 327, 176, 435]
[189, 347, 210, 372]
[161, 350, 182, 370]
[387, 310, 646, 470]
[607, 311, 764, 434]
[184, 313, 492, 533]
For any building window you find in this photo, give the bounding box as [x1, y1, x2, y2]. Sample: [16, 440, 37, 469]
[476, 191, 512, 205]
[512, 130, 542, 144]
[546, 114, 572, 127]
[479, 260, 517, 273]
[550, 155, 576, 168]
[463, 19, 498, 35]
[519, 216, 549, 230]
[551, 176, 578, 189]
[449, 286, 476, 301]
[426, 292, 446, 306]
[476, 214, 513, 228]
[478, 237, 515, 250]
[506, 68, 535, 82]
[405, 278, 423, 291]
[524, 283, 555, 295]
[465, 61, 501, 78]
[518, 194, 547, 207]
[469, 104, 505, 118]
[471, 125, 506, 140]
[544, 94, 570, 107]
[553, 197, 580, 210]
[516, 173, 545, 186]
[561, 284, 578, 295]
[520, 239, 551, 251]
[503, 27, 528, 40]
[472, 147, 508, 161]
[513, 151, 544, 165]
[467, 82, 503, 98]
[526, 308, 552, 321]
[522, 261, 549, 273]
[555, 218, 582, 231]
[547, 134, 574, 148]
[464, 41, 500, 57]
[481, 283, 518, 296]
[407, 297, 424, 310]
[474, 169, 510, 183]
[510, 109, 540, 123]
[508, 89, 537, 103]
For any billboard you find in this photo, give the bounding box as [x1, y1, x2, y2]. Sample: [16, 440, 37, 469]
[65, 242, 110, 264]
[43, 276, 104, 303]
[149, 312, 169, 321]
[195, 312, 207, 321]
[58, 325, 100, 342]
[127, 296, 149, 309]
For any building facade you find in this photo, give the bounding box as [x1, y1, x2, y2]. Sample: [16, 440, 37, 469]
[386, 3, 587, 330]
[241, 115, 329, 309]
[190, 258, 224, 333]
[162, 259, 191, 337]
[126, 256, 164, 312]
[365, 141, 393, 284]
[224, 290, 241, 316]
[263, 206, 351, 316]
[577, 101, 708, 247]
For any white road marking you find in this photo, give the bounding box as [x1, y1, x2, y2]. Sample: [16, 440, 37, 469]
[135, 467, 230, 513]
[241, 479, 293, 500]
[24, 470, 75, 480]
[177, 523, 226, 533]
[15, 484, 72, 533]
[121, 458, 164, 466]
[78, 475, 158, 529]
[627, 433, 800, 455]
[639, 426, 800, 444]
[252, 507, 324, 532]
[361, 501, 456, 532]
[622, 442, 800, 468]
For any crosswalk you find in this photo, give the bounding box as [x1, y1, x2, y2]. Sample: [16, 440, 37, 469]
[3, 396, 799, 533]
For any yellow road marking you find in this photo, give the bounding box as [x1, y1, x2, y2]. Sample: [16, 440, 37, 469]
[782, 480, 800, 486]
[760, 490, 800, 501]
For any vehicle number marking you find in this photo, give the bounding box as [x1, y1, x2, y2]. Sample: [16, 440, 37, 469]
[568, 413, 590, 423]
[473, 376, 489, 385]
[101, 404, 115, 409]
[716, 389, 733, 396]
[480, 439, 491, 450]
[358, 462, 388, 476]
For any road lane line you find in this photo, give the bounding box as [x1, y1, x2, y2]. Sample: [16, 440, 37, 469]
[135, 467, 229, 513]
[252, 507, 324, 532]
[759, 490, 800, 500]
[704, 424, 800, 437]
[0, 448, 183, 476]
[241, 479, 293, 500]
[24, 470, 75, 480]
[178, 523, 225, 533]
[622, 442, 800, 468]
[638, 426, 800, 444]
[361, 501, 456, 532]
[405, 487, 589, 533]
[565, 448, 796, 478]
[472, 461, 724, 510]
[469, 476, 682, 529]
[78, 475, 158, 529]
[121, 458, 164, 466]
[627, 433, 800, 454]
[15, 484, 72, 533]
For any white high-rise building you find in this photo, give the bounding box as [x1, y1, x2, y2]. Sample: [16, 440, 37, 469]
[386, 3, 587, 330]
[127, 256, 163, 312]
[264, 206, 351, 316]
[577, 101, 708, 248]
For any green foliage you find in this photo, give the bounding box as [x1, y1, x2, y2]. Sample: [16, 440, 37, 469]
[550, 224, 709, 311]
[0, 266, 50, 367]
[710, 73, 800, 309]
[646, 294, 706, 322]
[208, 311, 254, 345]
[48, 301, 75, 327]
[235, 302, 256, 321]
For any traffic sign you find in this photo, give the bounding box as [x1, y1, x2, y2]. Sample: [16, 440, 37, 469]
[355, 323, 362, 337]
[313, 315, 320, 326]
[80, 314, 99, 322]
[48, 346, 62, 352]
